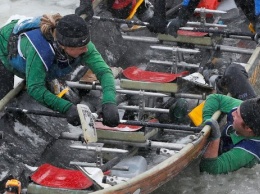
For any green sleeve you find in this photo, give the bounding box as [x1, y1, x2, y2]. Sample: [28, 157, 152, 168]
[0, 20, 17, 71]
[203, 94, 243, 121]
[81, 41, 116, 104]
[200, 148, 257, 174]
[20, 37, 72, 113]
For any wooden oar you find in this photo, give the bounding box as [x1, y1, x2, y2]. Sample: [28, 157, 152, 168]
[5, 105, 97, 143]
[5, 107, 202, 133]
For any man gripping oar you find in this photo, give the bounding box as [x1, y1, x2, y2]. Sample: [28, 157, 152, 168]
[147, 0, 260, 43]
[0, 14, 119, 127]
[75, 0, 154, 31]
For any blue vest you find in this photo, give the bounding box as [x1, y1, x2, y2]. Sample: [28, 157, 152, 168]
[9, 19, 81, 80]
[221, 108, 260, 161]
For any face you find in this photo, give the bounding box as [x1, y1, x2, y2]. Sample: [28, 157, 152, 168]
[232, 107, 253, 136]
[62, 45, 88, 58]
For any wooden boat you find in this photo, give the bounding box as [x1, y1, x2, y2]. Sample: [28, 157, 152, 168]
[23, 28, 260, 194]
[1, 6, 260, 194]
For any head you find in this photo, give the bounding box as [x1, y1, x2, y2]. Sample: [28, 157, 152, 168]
[56, 14, 90, 58]
[232, 97, 260, 137]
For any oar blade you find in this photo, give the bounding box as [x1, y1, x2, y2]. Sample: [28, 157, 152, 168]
[77, 104, 97, 143]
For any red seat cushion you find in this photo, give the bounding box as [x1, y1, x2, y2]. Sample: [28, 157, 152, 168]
[30, 163, 93, 190]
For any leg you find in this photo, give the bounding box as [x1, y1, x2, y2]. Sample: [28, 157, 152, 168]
[235, 0, 255, 22]
[0, 63, 14, 99]
[216, 63, 256, 100]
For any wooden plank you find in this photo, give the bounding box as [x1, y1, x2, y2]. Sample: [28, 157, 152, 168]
[120, 79, 178, 93]
[158, 34, 214, 46]
[96, 128, 158, 143]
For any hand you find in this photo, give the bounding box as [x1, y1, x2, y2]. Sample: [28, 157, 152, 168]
[102, 103, 119, 127]
[254, 16, 260, 44]
[65, 105, 81, 126]
[75, 0, 94, 22]
[204, 119, 221, 141]
[146, 0, 167, 34]
[147, 16, 168, 33]
[254, 33, 260, 44]
[166, 18, 182, 38]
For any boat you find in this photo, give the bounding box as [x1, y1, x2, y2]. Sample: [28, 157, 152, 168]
[1, 4, 260, 194]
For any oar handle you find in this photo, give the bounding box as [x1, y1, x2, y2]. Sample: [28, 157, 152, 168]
[95, 118, 202, 132]
[119, 120, 202, 132]
[5, 107, 66, 118]
[92, 16, 149, 26]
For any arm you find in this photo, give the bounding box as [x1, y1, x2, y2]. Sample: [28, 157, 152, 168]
[75, 0, 94, 22]
[81, 42, 116, 105]
[166, 0, 201, 37]
[200, 147, 257, 174]
[21, 37, 72, 113]
[203, 94, 242, 121]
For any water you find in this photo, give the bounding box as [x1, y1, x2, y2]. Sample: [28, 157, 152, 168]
[1, 1, 260, 193]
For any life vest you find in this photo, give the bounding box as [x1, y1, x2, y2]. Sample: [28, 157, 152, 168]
[111, 0, 144, 19]
[197, 0, 221, 11]
[112, 0, 136, 10]
[9, 17, 81, 80]
[220, 108, 260, 160]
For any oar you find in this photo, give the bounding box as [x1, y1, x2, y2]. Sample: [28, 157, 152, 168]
[117, 120, 202, 132]
[6, 107, 202, 133]
[5, 105, 97, 143]
[179, 27, 254, 39]
[92, 15, 254, 39]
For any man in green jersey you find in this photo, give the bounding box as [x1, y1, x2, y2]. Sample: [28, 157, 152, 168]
[200, 94, 260, 174]
[0, 14, 119, 127]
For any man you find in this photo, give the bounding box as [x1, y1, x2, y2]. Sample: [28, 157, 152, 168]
[200, 94, 260, 174]
[75, 0, 154, 22]
[0, 14, 119, 127]
[149, 0, 260, 42]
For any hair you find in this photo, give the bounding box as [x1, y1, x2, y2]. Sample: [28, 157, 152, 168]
[40, 13, 62, 41]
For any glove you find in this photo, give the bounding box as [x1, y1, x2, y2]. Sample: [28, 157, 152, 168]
[254, 16, 260, 43]
[75, 0, 94, 22]
[147, 0, 167, 34]
[65, 105, 81, 126]
[166, 18, 183, 38]
[102, 103, 119, 127]
[204, 119, 221, 141]
[147, 17, 168, 33]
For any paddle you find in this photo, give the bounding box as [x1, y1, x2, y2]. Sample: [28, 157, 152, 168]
[5, 105, 97, 143]
[6, 106, 202, 133]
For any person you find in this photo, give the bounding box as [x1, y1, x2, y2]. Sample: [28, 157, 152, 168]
[199, 94, 260, 174]
[148, 0, 260, 42]
[0, 14, 119, 127]
[75, 0, 154, 22]
[203, 61, 257, 101]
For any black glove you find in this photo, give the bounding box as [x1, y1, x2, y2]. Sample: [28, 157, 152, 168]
[204, 119, 221, 141]
[102, 103, 119, 127]
[75, 0, 94, 22]
[65, 105, 81, 126]
[254, 16, 260, 44]
[147, 17, 168, 33]
[147, 0, 167, 34]
[166, 18, 183, 38]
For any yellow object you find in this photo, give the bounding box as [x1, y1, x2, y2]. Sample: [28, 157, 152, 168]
[188, 101, 205, 126]
[249, 23, 255, 34]
[127, 0, 144, 20]
[57, 87, 69, 98]
[5, 179, 21, 194]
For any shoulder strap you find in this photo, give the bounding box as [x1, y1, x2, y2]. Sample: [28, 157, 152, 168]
[23, 29, 55, 71]
[235, 139, 260, 161]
